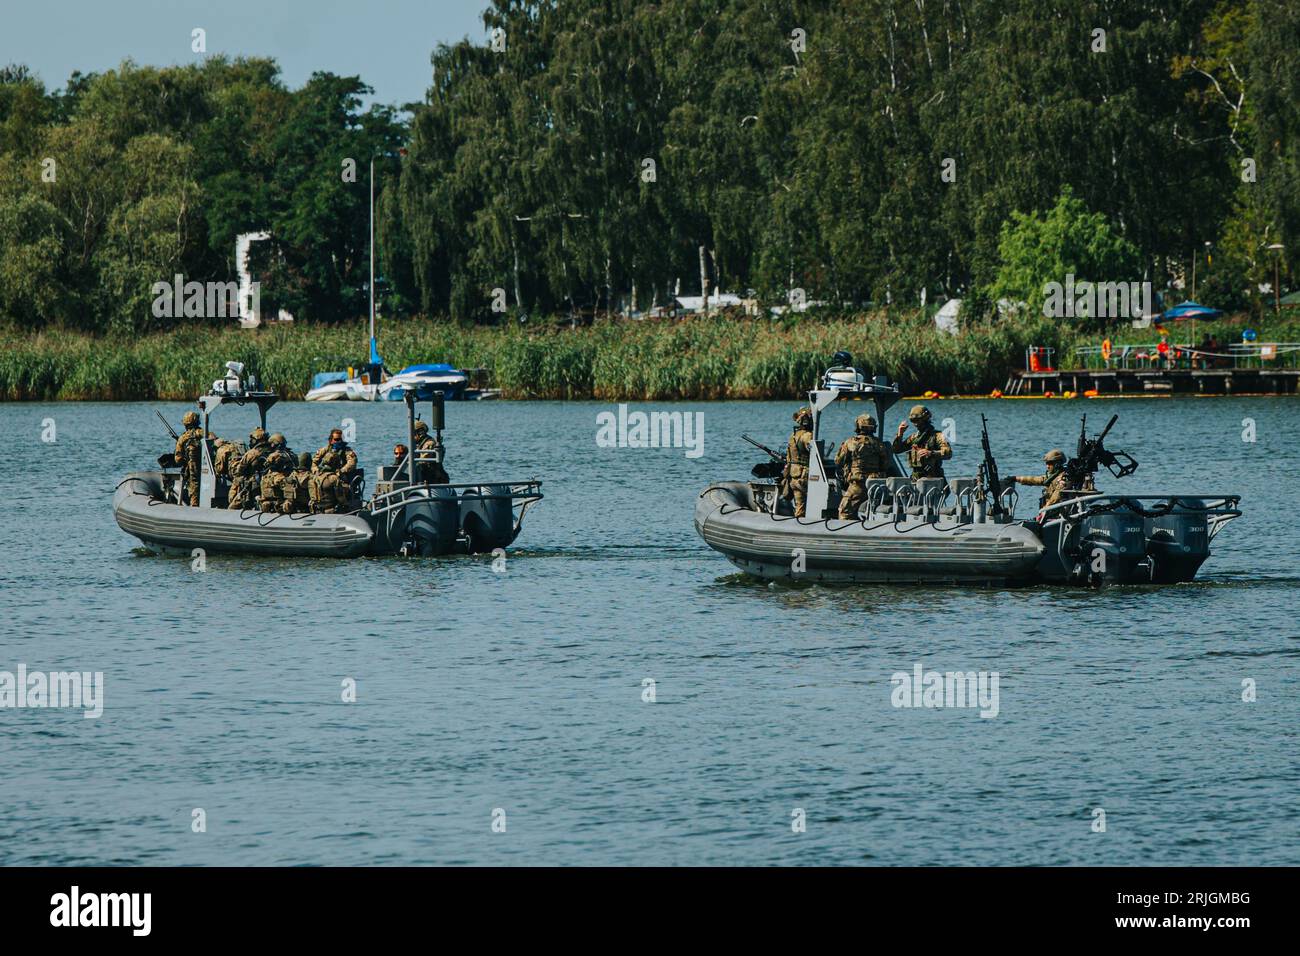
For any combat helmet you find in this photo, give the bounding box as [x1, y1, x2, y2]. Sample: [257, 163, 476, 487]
[793, 406, 813, 427]
[1043, 448, 1066, 465]
[413, 420, 429, 436]
[855, 413, 877, 434]
[249, 426, 268, 445]
[297, 451, 311, 470]
[182, 411, 199, 428]
[268, 432, 286, 449]
[908, 404, 931, 423]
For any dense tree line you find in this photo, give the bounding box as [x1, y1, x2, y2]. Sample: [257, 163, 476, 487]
[1, 0, 1298, 334]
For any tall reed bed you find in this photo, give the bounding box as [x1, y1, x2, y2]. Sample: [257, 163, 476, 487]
[5, 311, 1270, 401]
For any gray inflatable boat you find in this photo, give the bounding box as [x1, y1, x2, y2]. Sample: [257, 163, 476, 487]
[115, 362, 542, 559]
[696, 364, 1241, 586]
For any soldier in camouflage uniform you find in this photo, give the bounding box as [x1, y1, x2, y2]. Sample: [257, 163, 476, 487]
[892, 405, 952, 480]
[1008, 448, 1071, 511]
[228, 427, 271, 510]
[288, 452, 314, 514]
[782, 406, 815, 518]
[835, 413, 890, 519]
[213, 437, 245, 506]
[174, 411, 204, 505]
[259, 433, 296, 514]
[412, 420, 450, 484]
[309, 428, 358, 513]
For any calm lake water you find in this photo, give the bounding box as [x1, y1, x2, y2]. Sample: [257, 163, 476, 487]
[0, 395, 1296, 865]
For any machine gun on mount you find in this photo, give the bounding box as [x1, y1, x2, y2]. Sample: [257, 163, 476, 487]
[978, 414, 1005, 518]
[742, 434, 787, 480]
[1065, 414, 1138, 491]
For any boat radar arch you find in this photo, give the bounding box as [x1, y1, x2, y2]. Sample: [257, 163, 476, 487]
[804, 354, 905, 520]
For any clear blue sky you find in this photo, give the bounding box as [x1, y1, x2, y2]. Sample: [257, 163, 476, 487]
[2, 0, 490, 107]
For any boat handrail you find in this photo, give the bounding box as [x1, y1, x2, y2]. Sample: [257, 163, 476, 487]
[366, 480, 543, 519]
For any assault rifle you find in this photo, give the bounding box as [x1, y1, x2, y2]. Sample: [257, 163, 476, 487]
[979, 414, 1005, 518]
[155, 410, 180, 468]
[742, 434, 786, 480]
[1065, 414, 1138, 489]
[155, 409, 180, 441]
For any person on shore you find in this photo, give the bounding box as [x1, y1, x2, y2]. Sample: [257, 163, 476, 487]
[783, 406, 814, 517]
[893, 405, 952, 480]
[412, 420, 449, 484]
[259, 433, 296, 514]
[836, 413, 890, 519]
[228, 427, 271, 509]
[1006, 449, 1072, 510]
[174, 411, 203, 505]
[310, 428, 358, 513]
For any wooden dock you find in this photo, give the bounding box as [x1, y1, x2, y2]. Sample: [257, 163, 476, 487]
[1005, 368, 1300, 396]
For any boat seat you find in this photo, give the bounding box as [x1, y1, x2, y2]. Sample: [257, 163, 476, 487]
[906, 478, 947, 517]
[941, 477, 976, 517]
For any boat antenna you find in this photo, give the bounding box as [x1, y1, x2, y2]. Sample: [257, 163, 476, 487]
[368, 157, 380, 368]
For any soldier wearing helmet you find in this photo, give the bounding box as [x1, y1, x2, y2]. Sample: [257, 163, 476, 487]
[288, 451, 314, 514]
[228, 426, 272, 510]
[835, 413, 890, 519]
[782, 407, 815, 517]
[309, 427, 358, 513]
[1008, 448, 1073, 510]
[892, 404, 952, 480]
[412, 419, 450, 484]
[173, 410, 204, 505]
[259, 433, 297, 514]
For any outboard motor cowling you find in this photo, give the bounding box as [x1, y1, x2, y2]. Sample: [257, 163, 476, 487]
[461, 484, 516, 553]
[1146, 499, 1210, 583]
[1075, 505, 1147, 583]
[404, 486, 460, 556]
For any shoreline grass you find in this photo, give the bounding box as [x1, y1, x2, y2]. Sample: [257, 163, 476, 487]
[1, 313, 1296, 402]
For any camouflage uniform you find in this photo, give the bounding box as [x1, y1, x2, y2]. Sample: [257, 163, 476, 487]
[1013, 449, 1071, 510]
[412, 421, 449, 484]
[174, 412, 203, 506]
[836, 414, 890, 519]
[892, 405, 952, 480]
[287, 452, 313, 514]
[228, 427, 270, 510]
[259, 434, 296, 514]
[310, 437, 358, 513]
[783, 407, 814, 518]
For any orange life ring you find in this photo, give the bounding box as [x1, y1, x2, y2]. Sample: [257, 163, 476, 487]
[1101, 339, 1112, 362]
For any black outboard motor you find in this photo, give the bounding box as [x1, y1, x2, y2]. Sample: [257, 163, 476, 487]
[1145, 499, 1210, 583]
[403, 486, 460, 556]
[1074, 504, 1148, 584]
[460, 484, 516, 553]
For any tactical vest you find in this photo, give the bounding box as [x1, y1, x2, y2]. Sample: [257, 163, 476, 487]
[787, 428, 811, 466]
[846, 435, 888, 481]
[214, 442, 245, 477]
[176, 429, 203, 472]
[906, 429, 945, 477]
[266, 448, 294, 474]
[314, 444, 355, 474]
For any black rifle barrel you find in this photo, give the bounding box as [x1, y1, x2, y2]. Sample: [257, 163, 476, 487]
[155, 409, 180, 442]
[742, 434, 784, 462]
